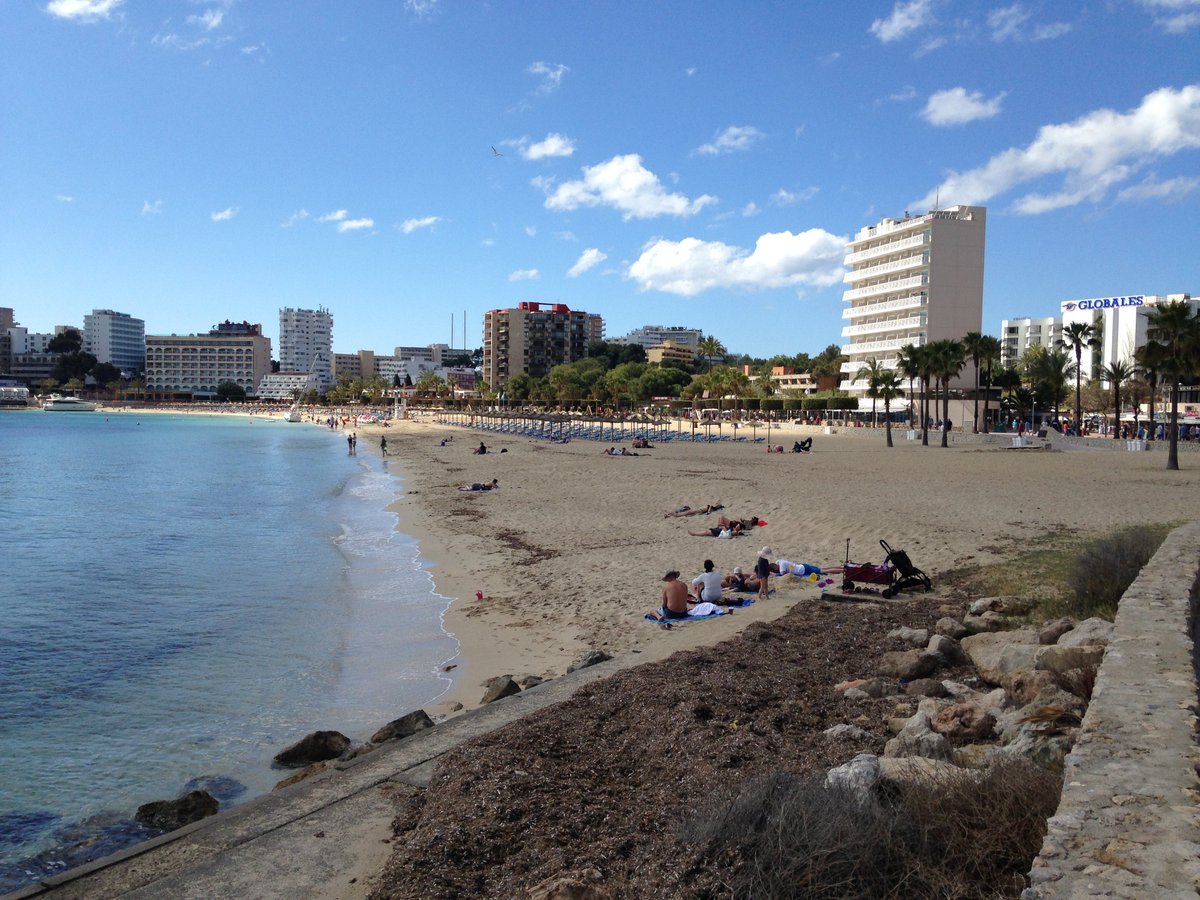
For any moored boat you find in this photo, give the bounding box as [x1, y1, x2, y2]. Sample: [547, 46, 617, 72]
[42, 394, 99, 412]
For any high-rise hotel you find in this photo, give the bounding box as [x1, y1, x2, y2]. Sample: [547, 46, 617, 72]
[841, 205, 986, 396]
[278, 306, 333, 391]
[482, 302, 604, 388]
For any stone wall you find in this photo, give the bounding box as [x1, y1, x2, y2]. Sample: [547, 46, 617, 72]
[1023, 520, 1200, 898]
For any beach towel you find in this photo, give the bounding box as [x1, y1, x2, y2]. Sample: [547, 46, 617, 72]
[644, 603, 726, 623]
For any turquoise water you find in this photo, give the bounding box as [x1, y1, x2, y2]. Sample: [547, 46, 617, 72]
[0, 411, 456, 887]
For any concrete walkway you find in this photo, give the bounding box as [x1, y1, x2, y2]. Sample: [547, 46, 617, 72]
[6, 654, 646, 900]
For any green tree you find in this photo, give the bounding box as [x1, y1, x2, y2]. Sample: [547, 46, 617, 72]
[977, 335, 1002, 433]
[1134, 341, 1167, 441]
[696, 336, 726, 372]
[1143, 301, 1200, 470]
[929, 339, 966, 447]
[1100, 359, 1135, 442]
[216, 381, 246, 401]
[47, 329, 83, 353]
[1060, 321, 1100, 432]
[52, 351, 97, 384]
[872, 370, 903, 448]
[855, 357, 885, 426]
[962, 331, 986, 433]
[895, 344, 921, 429]
[91, 361, 121, 385]
[1026, 347, 1073, 423]
[810, 344, 846, 382]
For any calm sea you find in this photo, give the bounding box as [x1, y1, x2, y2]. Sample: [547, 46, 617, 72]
[0, 411, 457, 889]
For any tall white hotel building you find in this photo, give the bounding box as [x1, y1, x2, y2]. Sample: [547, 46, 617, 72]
[279, 306, 333, 391]
[841, 205, 986, 396]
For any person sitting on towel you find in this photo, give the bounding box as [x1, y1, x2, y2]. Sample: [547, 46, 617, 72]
[690, 559, 724, 603]
[661, 570, 691, 620]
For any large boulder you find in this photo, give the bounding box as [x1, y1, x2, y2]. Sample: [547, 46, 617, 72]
[1034, 644, 1105, 675]
[135, 790, 218, 832]
[1000, 670, 1059, 706]
[883, 700, 953, 762]
[887, 627, 929, 648]
[565, 650, 612, 674]
[926, 634, 969, 667]
[272, 731, 351, 769]
[878, 650, 938, 681]
[969, 596, 1035, 617]
[963, 611, 1021, 633]
[481, 675, 521, 704]
[935, 617, 969, 640]
[931, 701, 996, 741]
[371, 709, 435, 744]
[825, 752, 881, 803]
[961, 629, 1039, 676]
[904, 678, 950, 698]
[1056, 617, 1115, 649]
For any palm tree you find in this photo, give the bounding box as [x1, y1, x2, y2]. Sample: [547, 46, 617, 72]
[1026, 348, 1074, 425]
[962, 331, 985, 433]
[855, 357, 885, 426]
[1143, 301, 1199, 470]
[895, 344, 921, 429]
[1060, 321, 1099, 434]
[928, 339, 966, 447]
[696, 336, 726, 373]
[977, 335, 1002, 432]
[1134, 341, 1167, 441]
[1100, 359, 1135, 441]
[872, 370, 903, 447]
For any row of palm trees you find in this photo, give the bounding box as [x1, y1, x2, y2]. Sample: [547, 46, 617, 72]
[853, 301, 1200, 469]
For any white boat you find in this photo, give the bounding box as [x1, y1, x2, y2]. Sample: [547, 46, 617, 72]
[285, 399, 303, 422]
[42, 394, 99, 412]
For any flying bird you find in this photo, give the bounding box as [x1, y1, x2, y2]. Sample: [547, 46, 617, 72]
[491, 146, 503, 157]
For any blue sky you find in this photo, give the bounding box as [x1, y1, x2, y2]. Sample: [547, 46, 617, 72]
[3, 0, 1198, 359]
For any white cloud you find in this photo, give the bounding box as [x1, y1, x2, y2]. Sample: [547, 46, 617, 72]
[337, 218, 374, 232]
[317, 209, 348, 222]
[508, 268, 540, 282]
[282, 209, 309, 227]
[524, 225, 537, 237]
[988, 4, 1071, 41]
[56, 194, 75, 203]
[921, 87, 1006, 125]
[695, 125, 765, 156]
[481, 238, 495, 247]
[741, 202, 761, 217]
[142, 199, 162, 215]
[540, 154, 717, 220]
[1116, 173, 1200, 202]
[401, 215, 441, 234]
[1138, 0, 1200, 32]
[914, 84, 1200, 213]
[210, 206, 237, 221]
[567, 248, 607, 277]
[770, 186, 819, 206]
[627, 229, 847, 297]
[404, 0, 440, 18]
[46, 0, 122, 22]
[528, 61, 569, 94]
[521, 133, 576, 160]
[869, 0, 933, 42]
[686, 67, 697, 76]
[188, 8, 225, 30]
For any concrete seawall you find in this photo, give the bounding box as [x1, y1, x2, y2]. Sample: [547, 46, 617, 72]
[1024, 520, 1200, 898]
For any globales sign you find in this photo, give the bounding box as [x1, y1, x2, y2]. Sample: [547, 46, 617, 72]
[1061, 295, 1145, 313]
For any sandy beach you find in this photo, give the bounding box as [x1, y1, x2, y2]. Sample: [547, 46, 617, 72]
[339, 415, 1199, 719]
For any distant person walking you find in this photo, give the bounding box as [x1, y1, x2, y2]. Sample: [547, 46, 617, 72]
[755, 547, 772, 601]
[380, 435, 388, 456]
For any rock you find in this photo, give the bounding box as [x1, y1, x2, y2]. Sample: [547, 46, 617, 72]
[273, 762, 330, 790]
[519, 675, 548, 689]
[878, 756, 974, 790]
[963, 611, 1022, 633]
[1034, 645, 1105, 675]
[181, 775, 246, 805]
[883, 701, 953, 762]
[935, 617, 969, 640]
[449, 702, 464, 712]
[272, 731, 351, 769]
[134, 791, 218, 832]
[834, 678, 867, 695]
[1038, 617, 1076, 645]
[903, 678, 949, 698]
[961, 629, 1039, 674]
[371, 709, 435, 744]
[953, 744, 997, 768]
[341, 743, 378, 761]
[1056, 617, 1115, 649]
[858, 678, 899, 698]
[926, 634, 969, 667]
[823, 724, 873, 742]
[825, 752, 881, 802]
[931, 701, 996, 741]
[528, 868, 614, 900]
[481, 675, 521, 704]
[565, 650, 612, 674]
[1001, 671, 1059, 706]
[887, 627, 929, 647]
[941, 680, 976, 698]
[843, 688, 871, 702]
[878, 650, 938, 681]
[969, 596, 1034, 616]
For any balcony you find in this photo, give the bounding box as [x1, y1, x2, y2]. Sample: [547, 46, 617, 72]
[843, 252, 928, 284]
[842, 292, 928, 319]
[841, 314, 926, 337]
[841, 357, 899, 374]
[841, 335, 925, 356]
[843, 231, 930, 266]
[842, 273, 926, 302]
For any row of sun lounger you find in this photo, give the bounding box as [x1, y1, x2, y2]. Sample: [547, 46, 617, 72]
[434, 417, 767, 443]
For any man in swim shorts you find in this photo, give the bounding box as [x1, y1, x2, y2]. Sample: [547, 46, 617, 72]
[661, 570, 690, 620]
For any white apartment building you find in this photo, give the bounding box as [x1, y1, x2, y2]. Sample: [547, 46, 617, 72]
[145, 322, 272, 398]
[256, 371, 319, 400]
[841, 205, 986, 396]
[611, 325, 704, 351]
[279, 307, 333, 390]
[84, 309, 145, 375]
[1000, 316, 1062, 369]
[1060, 293, 1197, 383]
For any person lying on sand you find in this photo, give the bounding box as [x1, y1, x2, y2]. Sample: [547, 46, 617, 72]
[717, 515, 762, 530]
[602, 446, 639, 456]
[663, 503, 724, 518]
[722, 566, 760, 592]
[773, 559, 842, 580]
[688, 522, 744, 538]
[459, 479, 499, 492]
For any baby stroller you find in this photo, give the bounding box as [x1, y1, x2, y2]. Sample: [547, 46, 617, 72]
[841, 539, 933, 598]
